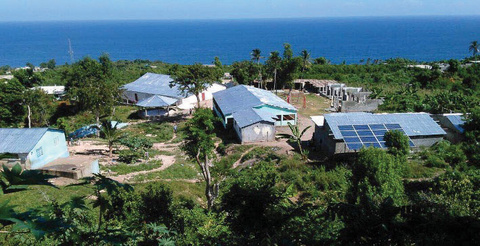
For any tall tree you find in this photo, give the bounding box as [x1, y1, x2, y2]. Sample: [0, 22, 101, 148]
[171, 63, 220, 108]
[265, 51, 282, 92]
[23, 89, 56, 128]
[0, 78, 25, 127]
[283, 43, 293, 59]
[469, 41, 479, 57]
[251, 48, 262, 64]
[63, 54, 118, 125]
[183, 108, 218, 210]
[300, 49, 311, 74]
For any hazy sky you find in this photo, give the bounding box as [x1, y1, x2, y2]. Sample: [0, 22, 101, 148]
[1, 0, 479, 21]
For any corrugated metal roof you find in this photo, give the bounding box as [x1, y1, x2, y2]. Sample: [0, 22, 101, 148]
[213, 85, 296, 116]
[445, 114, 465, 133]
[136, 95, 178, 108]
[324, 112, 446, 140]
[121, 73, 185, 99]
[232, 108, 275, 128]
[0, 128, 50, 154]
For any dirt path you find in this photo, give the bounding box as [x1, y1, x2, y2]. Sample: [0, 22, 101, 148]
[232, 146, 257, 168]
[110, 155, 176, 183]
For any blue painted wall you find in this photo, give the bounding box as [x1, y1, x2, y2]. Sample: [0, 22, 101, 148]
[28, 129, 69, 169]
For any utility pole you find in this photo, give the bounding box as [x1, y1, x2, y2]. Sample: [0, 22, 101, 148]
[68, 39, 74, 64]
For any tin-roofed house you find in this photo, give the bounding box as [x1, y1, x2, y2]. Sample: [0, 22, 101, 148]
[433, 113, 465, 143]
[0, 128, 69, 169]
[213, 85, 297, 143]
[312, 112, 446, 156]
[122, 73, 225, 117]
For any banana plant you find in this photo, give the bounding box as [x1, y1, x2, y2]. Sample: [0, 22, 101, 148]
[277, 122, 311, 160]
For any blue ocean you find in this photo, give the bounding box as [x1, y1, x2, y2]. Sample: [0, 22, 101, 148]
[0, 16, 479, 67]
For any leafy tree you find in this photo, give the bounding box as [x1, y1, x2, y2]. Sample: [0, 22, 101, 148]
[230, 60, 259, 85]
[0, 78, 25, 127]
[40, 59, 56, 69]
[63, 54, 119, 125]
[170, 63, 220, 107]
[12, 68, 43, 88]
[463, 107, 480, 166]
[183, 108, 218, 209]
[351, 148, 406, 206]
[313, 57, 329, 65]
[469, 40, 479, 57]
[277, 122, 311, 160]
[23, 89, 56, 128]
[221, 162, 287, 244]
[384, 130, 410, 157]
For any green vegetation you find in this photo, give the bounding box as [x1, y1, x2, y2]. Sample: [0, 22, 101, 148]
[2, 45, 480, 244]
[104, 160, 163, 175]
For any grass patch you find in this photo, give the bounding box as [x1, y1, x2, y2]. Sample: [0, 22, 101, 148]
[112, 105, 138, 122]
[133, 181, 204, 204]
[127, 122, 174, 142]
[103, 160, 163, 175]
[133, 160, 199, 182]
[4, 184, 94, 212]
[279, 91, 330, 117]
[403, 161, 444, 179]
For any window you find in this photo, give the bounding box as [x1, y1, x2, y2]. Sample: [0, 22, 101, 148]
[36, 147, 43, 157]
[53, 136, 59, 145]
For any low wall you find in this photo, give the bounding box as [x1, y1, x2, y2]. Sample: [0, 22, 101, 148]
[340, 99, 383, 112]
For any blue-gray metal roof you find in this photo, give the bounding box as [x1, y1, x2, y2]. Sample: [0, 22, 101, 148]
[0, 128, 50, 154]
[324, 112, 446, 140]
[213, 85, 296, 116]
[445, 114, 465, 133]
[121, 73, 185, 99]
[136, 95, 178, 108]
[232, 108, 275, 128]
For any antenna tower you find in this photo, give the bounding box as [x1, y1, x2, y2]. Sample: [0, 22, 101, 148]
[68, 39, 74, 64]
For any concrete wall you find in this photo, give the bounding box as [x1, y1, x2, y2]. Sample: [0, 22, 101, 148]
[340, 99, 383, 113]
[411, 136, 444, 148]
[236, 122, 275, 143]
[27, 130, 69, 169]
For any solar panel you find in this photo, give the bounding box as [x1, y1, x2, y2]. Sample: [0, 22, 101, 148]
[340, 131, 358, 137]
[339, 125, 354, 131]
[354, 125, 370, 130]
[338, 123, 416, 151]
[346, 143, 363, 150]
[344, 137, 361, 143]
[385, 124, 402, 129]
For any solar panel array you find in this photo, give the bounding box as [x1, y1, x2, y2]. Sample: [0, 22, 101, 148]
[338, 123, 415, 151]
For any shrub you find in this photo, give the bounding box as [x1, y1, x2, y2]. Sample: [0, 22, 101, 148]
[119, 135, 153, 151]
[118, 149, 142, 164]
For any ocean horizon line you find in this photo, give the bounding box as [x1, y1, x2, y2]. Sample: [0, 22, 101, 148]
[1, 14, 480, 23]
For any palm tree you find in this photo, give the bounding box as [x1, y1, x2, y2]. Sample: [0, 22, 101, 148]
[99, 120, 123, 158]
[278, 122, 311, 160]
[469, 41, 479, 57]
[267, 51, 281, 93]
[251, 48, 262, 64]
[300, 49, 311, 74]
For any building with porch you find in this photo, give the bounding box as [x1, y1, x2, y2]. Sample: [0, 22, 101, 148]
[213, 85, 297, 143]
[122, 73, 226, 117]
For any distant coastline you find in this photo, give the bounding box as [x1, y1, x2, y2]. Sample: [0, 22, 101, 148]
[0, 15, 479, 67]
